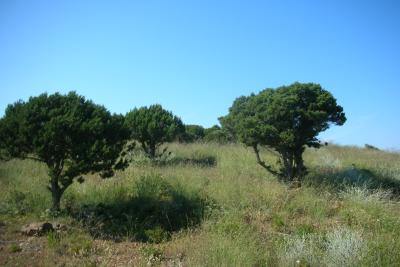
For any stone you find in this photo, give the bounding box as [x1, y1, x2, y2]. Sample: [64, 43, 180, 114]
[20, 222, 54, 236]
[53, 223, 68, 232]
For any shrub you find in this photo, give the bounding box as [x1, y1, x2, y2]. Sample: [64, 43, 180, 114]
[125, 104, 185, 158]
[0, 92, 129, 211]
[365, 144, 380, 150]
[181, 124, 205, 143]
[278, 227, 365, 267]
[203, 125, 234, 144]
[220, 82, 346, 183]
[324, 228, 365, 267]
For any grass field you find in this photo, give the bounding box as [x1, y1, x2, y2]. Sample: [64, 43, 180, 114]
[1, 143, 400, 266]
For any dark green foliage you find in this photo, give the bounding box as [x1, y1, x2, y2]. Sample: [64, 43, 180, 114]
[365, 144, 380, 150]
[203, 125, 235, 144]
[125, 104, 185, 158]
[0, 92, 129, 211]
[181, 124, 205, 143]
[73, 175, 209, 243]
[220, 82, 346, 182]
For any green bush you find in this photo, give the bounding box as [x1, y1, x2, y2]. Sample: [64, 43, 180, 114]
[181, 124, 205, 143]
[125, 104, 185, 158]
[365, 144, 380, 150]
[220, 82, 346, 182]
[0, 92, 129, 211]
[203, 125, 234, 144]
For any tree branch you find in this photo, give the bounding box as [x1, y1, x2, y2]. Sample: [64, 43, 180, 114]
[21, 155, 45, 163]
[252, 144, 280, 176]
[141, 142, 149, 154]
[264, 147, 280, 157]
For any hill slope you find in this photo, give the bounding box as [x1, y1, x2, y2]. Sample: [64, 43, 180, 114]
[1, 143, 400, 266]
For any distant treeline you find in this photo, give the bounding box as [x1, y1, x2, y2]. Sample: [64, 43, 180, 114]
[180, 124, 234, 144]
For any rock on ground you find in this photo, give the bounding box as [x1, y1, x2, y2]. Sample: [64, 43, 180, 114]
[20, 222, 68, 236]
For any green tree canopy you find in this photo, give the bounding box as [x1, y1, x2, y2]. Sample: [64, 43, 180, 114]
[125, 104, 184, 158]
[220, 82, 346, 182]
[0, 92, 129, 211]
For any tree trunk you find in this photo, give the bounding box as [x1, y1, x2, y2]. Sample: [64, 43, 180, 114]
[46, 160, 66, 213]
[51, 188, 62, 212]
[294, 152, 306, 181]
[50, 174, 62, 212]
[281, 153, 294, 182]
[149, 143, 156, 158]
[142, 142, 157, 158]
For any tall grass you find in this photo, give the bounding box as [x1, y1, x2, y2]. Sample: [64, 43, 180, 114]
[1, 143, 400, 266]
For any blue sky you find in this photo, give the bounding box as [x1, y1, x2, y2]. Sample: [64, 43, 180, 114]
[0, 0, 399, 149]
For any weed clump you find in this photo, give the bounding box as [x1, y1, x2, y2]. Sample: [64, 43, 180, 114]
[9, 243, 22, 253]
[278, 227, 365, 267]
[47, 231, 94, 257]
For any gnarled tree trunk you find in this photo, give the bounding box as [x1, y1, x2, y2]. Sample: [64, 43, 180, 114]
[50, 175, 62, 212]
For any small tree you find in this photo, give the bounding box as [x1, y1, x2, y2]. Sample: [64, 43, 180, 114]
[220, 82, 346, 183]
[0, 92, 129, 212]
[181, 124, 205, 143]
[125, 104, 184, 158]
[203, 125, 235, 144]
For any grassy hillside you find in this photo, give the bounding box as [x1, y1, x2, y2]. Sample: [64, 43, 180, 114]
[1, 143, 400, 266]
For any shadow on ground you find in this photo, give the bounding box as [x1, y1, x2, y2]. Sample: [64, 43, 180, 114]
[69, 175, 212, 243]
[305, 166, 400, 196]
[154, 155, 217, 168]
[128, 152, 217, 168]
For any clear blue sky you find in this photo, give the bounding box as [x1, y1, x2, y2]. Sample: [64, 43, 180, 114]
[1, 0, 399, 149]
